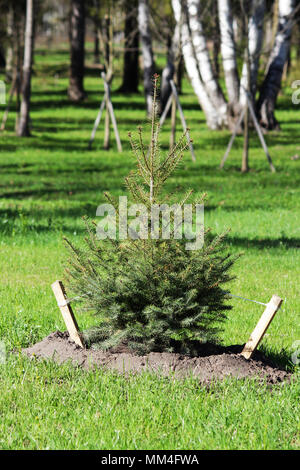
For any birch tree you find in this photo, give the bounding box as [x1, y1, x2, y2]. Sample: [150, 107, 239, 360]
[17, 0, 34, 137]
[172, 0, 223, 129]
[138, 0, 155, 115]
[187, 0, 227, 116]
[257, 0, 294, 129]
[240, 0, 266, 107]
[218, 0, 240, 106]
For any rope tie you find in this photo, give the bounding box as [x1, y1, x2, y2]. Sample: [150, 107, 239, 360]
[226, 293, 267, 307]
[57, 294, 88, 308]
[58, 291, 268, 308]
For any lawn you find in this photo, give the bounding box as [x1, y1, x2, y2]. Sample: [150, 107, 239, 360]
[0, 44, 299, 450]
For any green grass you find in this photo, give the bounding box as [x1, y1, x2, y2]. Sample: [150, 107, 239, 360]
[0, 44, 299, 450]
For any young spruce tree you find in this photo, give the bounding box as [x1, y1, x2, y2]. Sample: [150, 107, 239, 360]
[64, 75, 237, 354]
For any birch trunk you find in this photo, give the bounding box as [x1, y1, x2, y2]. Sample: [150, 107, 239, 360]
[240, 0, 266, 107]
[257, 0, 294, 129]
[138, 0, 155, 115]
[17, 0, 34, 137]
[218, 0, 240, 105]
[172, 0, 221, 129]
[186, 0, 227, 121]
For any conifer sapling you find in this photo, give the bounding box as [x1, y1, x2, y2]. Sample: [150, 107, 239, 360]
[64, 75, 237, 355]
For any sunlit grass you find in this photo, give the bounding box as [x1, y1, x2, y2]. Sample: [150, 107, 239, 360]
[0, 45, 299, 449]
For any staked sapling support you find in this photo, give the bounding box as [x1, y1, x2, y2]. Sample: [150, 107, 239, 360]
[160, 79, 196, 162]
[88, 72, 122, 152]
[51, 280, 85, 348]
[220, 89, 276, 173]
[241, 294, 283, 360]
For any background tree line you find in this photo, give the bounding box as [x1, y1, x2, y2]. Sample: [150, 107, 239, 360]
[0, 0, 300, 137]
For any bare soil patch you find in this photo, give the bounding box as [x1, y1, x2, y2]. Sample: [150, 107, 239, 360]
[22, 331, 291, 386]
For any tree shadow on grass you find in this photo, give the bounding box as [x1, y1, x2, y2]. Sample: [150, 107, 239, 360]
[254, 344, 296, 373]
[227, 235, 300, 250]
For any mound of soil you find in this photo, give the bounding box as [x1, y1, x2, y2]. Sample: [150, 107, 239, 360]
[22, 331, 291, 386]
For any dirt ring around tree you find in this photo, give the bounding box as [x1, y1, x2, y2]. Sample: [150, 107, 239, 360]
[22, 331, 292, 386]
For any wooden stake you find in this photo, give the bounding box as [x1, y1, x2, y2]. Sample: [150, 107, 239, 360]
[170, 80, 196, 162]
[246, 95, 276, 173]
[51, 280, 84, 348]
[220, 108, 245, 169]
[241, 295, 283, 360]
[88, 73, 122, 152]
[220, 90, 276, 173]
[103, 95, 111, 150]
[169, 95, 177, 150]
[88, 93, 106, 150]
[159, 82, 195, 162]
[103, 74, 122, 153]
[0, 72, 18, 132]
[159, 93, 173, 127]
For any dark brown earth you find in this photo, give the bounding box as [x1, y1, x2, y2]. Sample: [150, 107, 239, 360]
[22, 331, 291, 386]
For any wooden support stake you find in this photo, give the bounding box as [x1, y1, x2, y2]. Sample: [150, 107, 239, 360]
[220, 90, 276, 173]
[170, 80, 196, 162]
[246, 94, 276, 173]
[88, 73, 122, 152]
[159, 93, 173, 127]
[102, 73, 122, 153]
[0, 73, 18, 132]
[241, 294, 283, 360]
[51, 280, 84, 348]
[88, 93, 106, 150]
[220, 108, 245, 169]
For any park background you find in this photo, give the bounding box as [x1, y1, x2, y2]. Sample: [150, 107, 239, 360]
[0, 0, 299, 450]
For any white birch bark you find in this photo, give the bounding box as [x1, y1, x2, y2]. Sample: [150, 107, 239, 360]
[240, 0, 266, 107]
[17, 0, 34, 137]
[186, 0, 227, 119]
[218, 0, 240, 105]
[138, 0, 155, 115]
[172, 0, 221, 129]
[257, 0, 294, 129]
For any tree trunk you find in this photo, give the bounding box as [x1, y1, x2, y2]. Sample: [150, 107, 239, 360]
[138, 0, 155, 115]
[160, 26, 179, 113]
[240, 0, 265, 107]
[94, 24, 100, 64]
[212, 1, 220, 80]
[257, 0, 294, 130]
[17, 0, 34, 137]
[120, 0, 139, 93]
[68, 0, 86, 102]
[93, 0, 100, 64]
[6, 4, 14, 82]
[186, 0, 227, 121]
[172, 0, 222, 129]
[0, 50, 5, 68]
[242, 8, 250, 173]
[218, 0, 240, 106]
